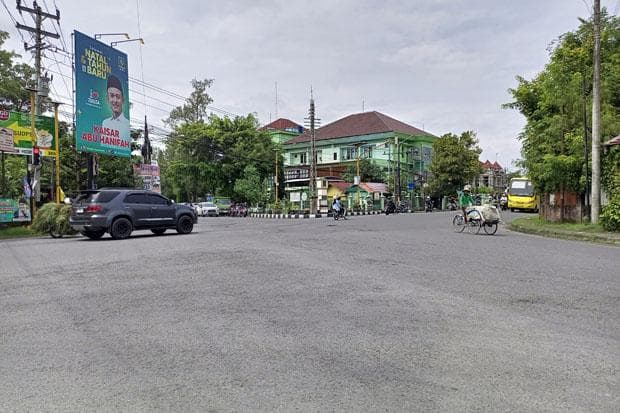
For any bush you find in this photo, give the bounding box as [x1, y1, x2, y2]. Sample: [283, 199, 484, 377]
[31, 203, 76, 237]
[600, 196, 620, 232]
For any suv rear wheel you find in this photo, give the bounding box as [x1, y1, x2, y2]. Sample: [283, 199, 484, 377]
[110, 217, 132, 239]
[176, 215, 194, 234]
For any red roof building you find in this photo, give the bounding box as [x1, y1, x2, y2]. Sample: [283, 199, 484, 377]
[261, 118, 304, 144]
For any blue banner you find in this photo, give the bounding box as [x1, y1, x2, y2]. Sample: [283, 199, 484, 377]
[74, 31, 130, 157]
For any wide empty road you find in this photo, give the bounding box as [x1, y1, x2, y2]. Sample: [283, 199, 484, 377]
[1, 212, 618, 411]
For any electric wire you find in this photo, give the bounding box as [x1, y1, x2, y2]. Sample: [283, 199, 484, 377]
[135, 0, 147, 119]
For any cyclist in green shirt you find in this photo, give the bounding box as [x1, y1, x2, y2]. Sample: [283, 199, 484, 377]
[459, 184, 474, 222]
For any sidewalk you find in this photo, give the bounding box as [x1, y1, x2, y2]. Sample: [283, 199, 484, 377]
[509, 219, 620, 246]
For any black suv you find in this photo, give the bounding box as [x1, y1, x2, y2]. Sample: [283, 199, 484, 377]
[69, 188, 197, 240]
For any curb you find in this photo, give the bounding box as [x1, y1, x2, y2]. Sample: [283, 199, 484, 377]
[249, 210, 421, 219]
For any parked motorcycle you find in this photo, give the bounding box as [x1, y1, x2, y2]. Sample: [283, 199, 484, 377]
[384, 199, 396, 215]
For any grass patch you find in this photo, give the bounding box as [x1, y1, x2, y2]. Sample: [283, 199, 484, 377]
[512, 217, 606, 233]
[510, 216, 620, 245]
[0, 224, 38, 239]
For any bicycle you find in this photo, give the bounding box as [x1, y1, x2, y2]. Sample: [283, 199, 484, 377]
[453, 207, 499, 235]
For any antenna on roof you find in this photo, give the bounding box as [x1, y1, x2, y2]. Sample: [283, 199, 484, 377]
[362, 99, 365, 113]
[275, 81, 278, 119]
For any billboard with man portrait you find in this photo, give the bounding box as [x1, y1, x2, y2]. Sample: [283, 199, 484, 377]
[74, 30, 130, 157]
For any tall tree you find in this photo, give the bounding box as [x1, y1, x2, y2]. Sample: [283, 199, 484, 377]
[161, 112, 277, 202]
[428, 131, 482, 196]
[165, 78, 214, 127]
[504, 11, 620, 198]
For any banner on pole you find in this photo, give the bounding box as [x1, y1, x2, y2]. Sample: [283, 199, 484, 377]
[0, 110, 56, 156]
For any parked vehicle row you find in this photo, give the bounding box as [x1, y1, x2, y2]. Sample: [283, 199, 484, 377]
[179, 202, 220, 217]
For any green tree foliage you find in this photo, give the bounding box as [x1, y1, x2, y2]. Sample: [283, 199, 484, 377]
[428, 131, 482, 196]
[165, 78, 214, 127]
[234, 165, 270, 206]
[0, 31, 34, 112]
[160, 79, 277, 202]
[505, 11, 620, 195]
[341, 158, 385, 183]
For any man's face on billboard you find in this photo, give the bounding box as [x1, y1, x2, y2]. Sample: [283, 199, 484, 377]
[107, 86, 124, 116]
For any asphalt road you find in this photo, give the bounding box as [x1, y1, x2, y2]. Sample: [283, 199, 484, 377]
[1, 211, 618, 412]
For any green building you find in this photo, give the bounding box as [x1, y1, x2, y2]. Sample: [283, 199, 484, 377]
[281, 111, 437, 210]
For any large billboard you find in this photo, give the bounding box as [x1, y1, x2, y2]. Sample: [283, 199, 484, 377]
[0, 110, 56, 156]
[74, 30, 130, 157]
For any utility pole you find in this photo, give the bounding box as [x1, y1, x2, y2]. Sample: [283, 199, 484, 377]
[16, 0, 59, 210]
[582, 73, 590, 217]
[394, 136, 401, 205]
[305, 89, 319, 215]
[591, 0, 601, 223]
[16, 0, 59, 114]
[274, 149, 279, 207]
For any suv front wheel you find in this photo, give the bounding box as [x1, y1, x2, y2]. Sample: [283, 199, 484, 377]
[110, 217, 133, 239]
[176, 215, 194, 234]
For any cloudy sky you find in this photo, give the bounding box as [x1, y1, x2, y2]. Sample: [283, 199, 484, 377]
[2, 0, 618, 169]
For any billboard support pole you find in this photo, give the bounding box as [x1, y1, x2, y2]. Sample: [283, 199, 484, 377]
[52, 102, 62, 202]
[27, 88, 37, 218]
[1, 151, 4, 195]
[87, 153, 95, 190]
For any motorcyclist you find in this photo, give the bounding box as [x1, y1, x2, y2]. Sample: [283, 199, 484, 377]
[500, 193, 508, 210]
[385, 197, 396, 215]
[459, 184, 474, 223]
[448, 195, 458, 210]
[332, 196, 344, 218]
[425, 196, 433, 212]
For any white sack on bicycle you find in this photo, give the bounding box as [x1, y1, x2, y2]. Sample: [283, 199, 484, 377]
[474, 204, 500, 223]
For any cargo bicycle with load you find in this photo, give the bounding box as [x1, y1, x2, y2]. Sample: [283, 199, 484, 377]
[452, 203, 501, 235]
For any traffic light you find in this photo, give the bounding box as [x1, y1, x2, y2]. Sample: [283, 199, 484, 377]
[32, 147, 40, 165]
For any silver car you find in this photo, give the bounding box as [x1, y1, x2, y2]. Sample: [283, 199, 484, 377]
[199, 202, 219, 217]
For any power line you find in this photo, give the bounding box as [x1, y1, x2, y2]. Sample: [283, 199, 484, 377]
[1, 0, 27, 43]
[40, 0, 68, 53]
[43, 49, 72, 99]
[50, 59, 239, 118]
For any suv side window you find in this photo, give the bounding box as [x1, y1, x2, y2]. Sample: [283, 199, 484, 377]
[147, 194, 168, 205]
[125, 193, 147, 204]
[94, 191, 120, 203]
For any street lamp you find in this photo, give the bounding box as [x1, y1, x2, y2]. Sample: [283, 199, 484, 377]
[95, 33, 130, 40]
[111, 38, 145, 47]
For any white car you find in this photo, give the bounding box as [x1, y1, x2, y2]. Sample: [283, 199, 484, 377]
[180, 202, 202, 216]
[199, 202, 219, 217]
